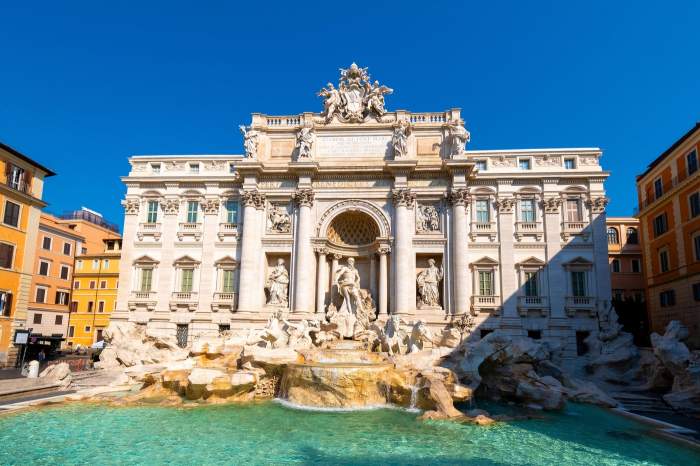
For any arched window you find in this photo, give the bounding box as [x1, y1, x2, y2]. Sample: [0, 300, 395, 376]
[607, 227, 619, 244]
[626, 227, 638, 244]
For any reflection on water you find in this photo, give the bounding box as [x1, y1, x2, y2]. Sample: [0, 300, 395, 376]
[0, 401, 697, 465]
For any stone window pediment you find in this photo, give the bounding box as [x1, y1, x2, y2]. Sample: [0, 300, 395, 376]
[215, 256, 238, 269]
[516, 256, 545, 268]
[563, 256, 593, 270]
[133, 255, 159, 266]
[470, 256, 499, 268]
[173, 255, 201, 268]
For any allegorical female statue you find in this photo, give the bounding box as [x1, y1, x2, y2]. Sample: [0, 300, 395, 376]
[416, 258, 443, 308]
[266, 258, 289, 306]
[335, 257, 364, 314]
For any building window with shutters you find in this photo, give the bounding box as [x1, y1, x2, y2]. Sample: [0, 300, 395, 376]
[571, 271, 587, 297]
[0, 243, 15, 269]
[0, 291, 13, 317]
[565, 199, 582, 222]
[475, 200, 490, 223]
[2, 201, 20, 227]
[180, 268, 194, 292]
[146, 200, 159, 223]
[225, 200, 238, 225]
[520, 199, 536, 222]
[186, 201, 199, 223]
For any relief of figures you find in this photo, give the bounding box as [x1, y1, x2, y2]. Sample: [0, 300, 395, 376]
[266, 258, 289, 306]
[267, 204, 291, 233]
[416, 259, 443, 308]
[416, 204, 440, 232]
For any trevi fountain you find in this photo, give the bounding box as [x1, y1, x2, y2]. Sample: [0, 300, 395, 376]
[2, 65, 699, 465]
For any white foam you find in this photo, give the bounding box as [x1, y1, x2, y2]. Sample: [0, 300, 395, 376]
[273, 398, 422, 414]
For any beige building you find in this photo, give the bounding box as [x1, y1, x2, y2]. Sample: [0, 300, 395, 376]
[607, 217, 644, 302]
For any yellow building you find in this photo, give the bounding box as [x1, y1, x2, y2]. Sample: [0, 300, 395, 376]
[0, 141, 54, 366]
[68, 237, 122, 347]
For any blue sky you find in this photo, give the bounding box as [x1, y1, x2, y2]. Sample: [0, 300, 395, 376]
[1, 1, 698, 227]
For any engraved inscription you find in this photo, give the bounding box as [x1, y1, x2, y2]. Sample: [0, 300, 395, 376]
[316, 135, 391, 157]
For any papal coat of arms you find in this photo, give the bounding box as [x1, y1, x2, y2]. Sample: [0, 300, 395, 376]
[318, 63, 393, 123]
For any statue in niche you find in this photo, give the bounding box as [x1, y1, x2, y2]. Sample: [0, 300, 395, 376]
[239, 125, 259, 159]
[416, 259, 443, 308]
[335, 257, 364, 315]
[266, 258, 289, 306]
[416, 204, 440, 232]
[296, 127, 315, 160]
[268, 204, 291, 233]
[392, 120, 411, 158]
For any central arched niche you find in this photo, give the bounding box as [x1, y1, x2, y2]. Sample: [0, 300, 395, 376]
[327, 211, 380, 247]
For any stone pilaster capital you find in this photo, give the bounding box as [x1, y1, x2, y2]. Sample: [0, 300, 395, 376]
[121, 198, 140, 215]
[293, 188, 315, 207]
[377, 245, 391, 255]
[586, 196, 609, 214]
[201, 198, 221, 215]
[332, 253, 343, 261]
[447, 188, 471, 207]
[542, 196, 563, 214]
[242, 190, 266, 209]
[160, 198, 180, 215]
[314, 246, 329, 256]
[495, 197, 516, 213]
[391, 188, 416, 208]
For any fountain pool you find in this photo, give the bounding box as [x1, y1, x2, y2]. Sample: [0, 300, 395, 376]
[0, 402, 697, 465]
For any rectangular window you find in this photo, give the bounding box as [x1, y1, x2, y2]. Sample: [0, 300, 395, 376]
[33, 313, 42, 324]
[35, 287, 46, 303]
[87, 301, 94, 312]
[218, 324, 231, 335]
[687, 149, 698, 176]
[63, 242, 72, 255]
[653, 213, 668, 237]
[613, 289, 624, 301]
[98, 301, 105, 313]
[519, 158, 531, 170]
[659, 249, 670, 273]
[189, 163, 199, 173]
[187, 201, 198, 223]
[222, 269, 235, 293]
[564, 158, 576, 169]
[181, 268, 194, 292]
[60, 265, 70, 280]
[85, 326, 91, 333]
[89, 281, 96, 289]
[576, 331, 590, 356]
[571, 271, 586, 297]
[69, 301, 77, 312]
[0, 291, 13, 317]
[480, 329, 493, 339]
[55, 291, 69, 305]
[475, 160, 487, 171]
[520, 199, 536, 222]
[611, 259, 620, 273]
[55, 315, 63, 325]
[475, 200, 490, 223]
[660, 290, 676, 307]
[151, 163, 161, 174]
[3, 201, 20, 227]
[8, 165, 26, 191]
[631, 259, 641, 273]
[73, 281, 79, 289]
[103, 259, 110, 269]
[694, 234, 700, 262]
[225, 200, 238, 224]
[229, 163, 236, 174]
[68, 326, 75, 337]
[106, 241, 115, 251]
[478, 271, 494, 296]
[176, 324, 189, 348]
[0, 243, 14, 269]
[690, 193, 700, 218]
[140, 268, 153, 292]
[566, 199, 582, 222]
[147, 200, 159, 223]
[693, 283, 700, 302]
[654, 178, 663, 199]
[38, 261, 50, 276]
[42, 236, 52, 251]
[527, 330, 542, 340]
[524, 271, 538, 297]
[100, 280, 107, 289]
[76, 260, 82, 270]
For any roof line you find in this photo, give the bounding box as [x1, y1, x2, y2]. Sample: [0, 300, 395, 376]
[637, 122, 700, 180]
[0, 141, 56, 176]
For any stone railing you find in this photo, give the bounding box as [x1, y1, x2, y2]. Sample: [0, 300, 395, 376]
[517, 296, 549, 316]
[218, 223, 239, 241]
[515, 221, 543, 240]
[470, 295, 502, 315]
[137, 222, 162, 241]
[469, 222, 497, 240]
[565, 296, 596, 317]
[131, 291, 156, 300]
[212, 292, 238, 312]
[266, 116, 302, 127]
[177, 223, 203, 241]
[561, 221, 589, 240]
[128, 291, 157, 311]
[409, 112, 448, 124]
[172, 291, 198, 301]
[170, 292, 199, 312]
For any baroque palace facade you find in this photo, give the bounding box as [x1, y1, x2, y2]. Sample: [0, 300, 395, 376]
[114, 65, 611, 361]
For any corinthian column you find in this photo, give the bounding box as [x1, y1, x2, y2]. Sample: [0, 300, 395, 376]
[237, 190, 265, 312]
[448, 189, 470, 314]
[392, 188, 416, 315]
[293, 188, 315, 313]
[378, 246, 390, 315]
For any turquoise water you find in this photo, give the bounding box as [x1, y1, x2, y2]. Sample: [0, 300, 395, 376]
[0, 401, 698, 465]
